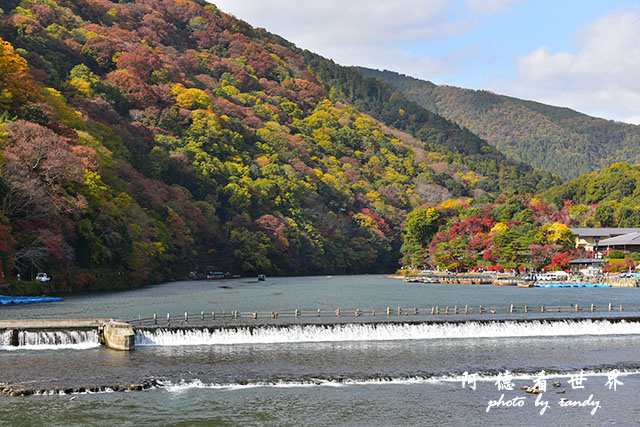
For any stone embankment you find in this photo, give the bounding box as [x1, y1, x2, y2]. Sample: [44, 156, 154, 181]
[0, 380, 160, 397]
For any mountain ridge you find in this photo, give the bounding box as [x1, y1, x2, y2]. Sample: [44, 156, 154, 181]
[361, 68, 640, 180]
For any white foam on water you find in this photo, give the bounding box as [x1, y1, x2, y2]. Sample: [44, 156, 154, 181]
[159, 369, 640, 392]
[0, 330, 12, 349]
[135, 319, 640, 347]
[0, 330, 100, 351]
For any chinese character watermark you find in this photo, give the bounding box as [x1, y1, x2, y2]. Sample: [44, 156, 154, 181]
[532, 370, 547, 393]
[461, 371, 479, 391]
[605, 370, 623, 391]
[495, 370, 515, 391]
[568, 371, 587, 389]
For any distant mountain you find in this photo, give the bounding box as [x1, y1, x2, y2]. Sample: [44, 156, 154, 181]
[0, 0, 556, 291]
[362, 68, 640, 181]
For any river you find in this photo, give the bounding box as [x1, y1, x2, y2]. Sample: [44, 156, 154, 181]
[1, 275, 639, 425]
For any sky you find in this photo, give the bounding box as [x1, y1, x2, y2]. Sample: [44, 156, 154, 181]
[210, 0, 640, 124]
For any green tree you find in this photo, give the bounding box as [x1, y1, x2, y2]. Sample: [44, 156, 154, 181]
[405, 207, 440, 247]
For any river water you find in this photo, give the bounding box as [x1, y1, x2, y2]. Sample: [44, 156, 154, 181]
[1, 275, 640, 425]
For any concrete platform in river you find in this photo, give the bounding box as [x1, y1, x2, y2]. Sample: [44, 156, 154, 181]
[0, 318, 135, 351]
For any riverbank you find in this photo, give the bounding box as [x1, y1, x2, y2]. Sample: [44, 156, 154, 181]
[399, 272, 639, 288]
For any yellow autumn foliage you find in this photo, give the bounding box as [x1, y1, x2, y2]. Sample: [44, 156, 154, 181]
[170, 83, 212, 110]
[0, 37, 40, 111]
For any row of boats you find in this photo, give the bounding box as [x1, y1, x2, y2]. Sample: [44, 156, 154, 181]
[0, 295, 62, 305]
[403, 274, 621, 288]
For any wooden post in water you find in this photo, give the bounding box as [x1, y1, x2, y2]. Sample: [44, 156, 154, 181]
[372, 310, 376, 317]
[223, 310, 226, 319]
[201, 311, 204, 321]
[167, 313, 170, 326]
[431, 306, 435, 315]
[414, 307, 417, 315]
[212, 311, 215, 320]
[608, 303, 612, 312]
[510, 304, 513, 314]
[153, 313, 157, 325]
[524, 305, 528, 313]
[541, 306, 545, 312]
[620, 304, 623, 312]
[575, 304, 578, 312]
[479, 305, 482, 314]
[435, 306, 439, 315]
[253, 312, 257, 319]
[454, 305, 458, 314]
[445, 306, 449, 315]
[397, 307, 402, 316]
[336, 308, 341, 318]
[464, 305, 468, 315]
[590, 304, 594, 312]
[387, 307, 391, 316]
[185, 312, 188, 322]
[295, 309, 299, 318]
[317, 309, 321, 317]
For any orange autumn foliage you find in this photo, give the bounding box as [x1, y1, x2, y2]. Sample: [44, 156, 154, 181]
[0, 37, 40, 111]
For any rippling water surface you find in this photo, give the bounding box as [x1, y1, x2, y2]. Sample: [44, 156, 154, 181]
[1, 275, 640, 425]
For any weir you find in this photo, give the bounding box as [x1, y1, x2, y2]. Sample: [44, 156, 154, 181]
[0, 319, 135, 351]
[130, 318, 640, 347]
[3, 314, 640, 351]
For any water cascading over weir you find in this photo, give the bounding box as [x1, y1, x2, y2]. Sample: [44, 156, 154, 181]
[0, 319, 135, 351]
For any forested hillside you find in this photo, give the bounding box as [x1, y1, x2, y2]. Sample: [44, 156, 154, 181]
[401, 162, 640, 273]
[362, 68, 640, 180]
[0, 0, 556, 292]
[542, 162, 640, 227]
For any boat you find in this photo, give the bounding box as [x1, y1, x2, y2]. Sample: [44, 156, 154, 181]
[205, 271, 225, 280]
[0, 295, 62, 305]
[533, 282, 611, 288]
[492, 277, 521, 286]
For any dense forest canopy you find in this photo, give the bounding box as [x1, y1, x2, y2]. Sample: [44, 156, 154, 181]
[362, 68, 640, 181]
[0, 0, 560, 292]
[401, 162, 640, 273]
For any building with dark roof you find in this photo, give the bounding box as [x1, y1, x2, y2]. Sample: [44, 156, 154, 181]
[597, 232, 640, 252]
[570, 228, 640, 252]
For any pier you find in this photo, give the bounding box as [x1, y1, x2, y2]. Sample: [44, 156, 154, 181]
[0, 319, 135, 351]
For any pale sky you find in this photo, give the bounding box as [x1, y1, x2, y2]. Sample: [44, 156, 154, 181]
[210, 0, 640, 124]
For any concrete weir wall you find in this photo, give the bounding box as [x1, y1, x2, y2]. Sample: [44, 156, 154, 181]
[0, 319, 135, 351]
[100, 321, 135, 351]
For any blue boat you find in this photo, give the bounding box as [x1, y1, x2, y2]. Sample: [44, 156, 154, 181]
[0, 295, 62, 305]
[533, 282, 610, 288]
